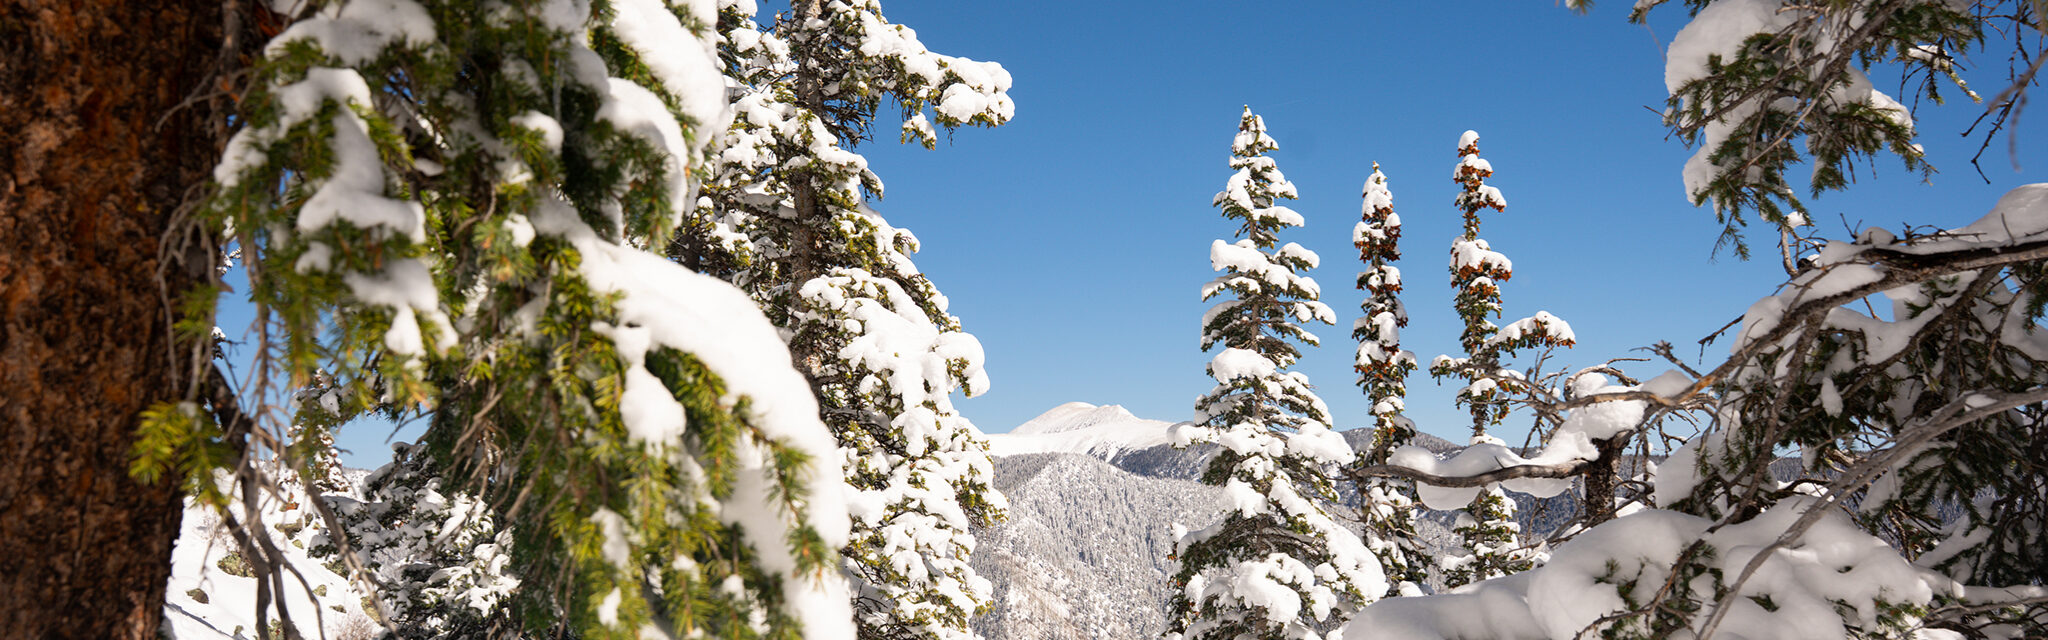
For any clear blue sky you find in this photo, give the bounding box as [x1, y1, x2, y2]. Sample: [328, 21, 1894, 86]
[287, 1, 2041, 468]
[858, 1, 2042, 444]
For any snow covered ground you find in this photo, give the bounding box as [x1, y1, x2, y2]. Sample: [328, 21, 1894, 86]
[163, 492, 378, 640]
[158, 466, 386, 639]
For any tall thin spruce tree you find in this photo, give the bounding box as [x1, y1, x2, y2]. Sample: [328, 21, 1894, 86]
[1349, 164, 1429, 597]
[1165, 108, 1385, 640]
[694, 1, 1013, 638]
[131, 2, 860, 638]
[1426, 131, 1572, 588]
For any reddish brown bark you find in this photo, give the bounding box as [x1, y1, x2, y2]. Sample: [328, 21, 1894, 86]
[0, 1, 227, 637]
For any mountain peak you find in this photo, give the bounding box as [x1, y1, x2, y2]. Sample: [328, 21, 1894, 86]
[1011, 402, 1140, 435]
[989, 403, 1173, 460]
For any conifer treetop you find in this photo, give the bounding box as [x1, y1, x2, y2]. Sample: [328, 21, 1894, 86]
[1452, 130, 1508, 237]
[1354, 163, 1417, 438]
[1214, 107, 1305, 250]
[1432, 130, 1573, 436]
[783, 0, 1015, 149]
[1167, 109, 1383, 640]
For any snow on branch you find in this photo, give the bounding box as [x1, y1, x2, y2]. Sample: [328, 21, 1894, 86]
[1696, 385, 2048, 640]
[1343, 458, 1588, 491]
[1336, 183, 2048, 639]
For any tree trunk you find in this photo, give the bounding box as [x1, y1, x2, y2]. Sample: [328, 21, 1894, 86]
[1581, 435, 1630, 526]
[0, 1, 227, 637]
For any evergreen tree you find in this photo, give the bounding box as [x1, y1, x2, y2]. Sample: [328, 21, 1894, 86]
[1618, 3, 2048, 632]
[1426, 131, 1573, 588]
[1342, 181, 2048, 639]
[1439, 482, 1527, 588]
[286, 372, 351, 495]
[696, 2, 1013, 638]
[314, 444, 520, 638]
[1349, 164, 1428, 597]
[129, 2, 859, 638]
[1165, 108, 1386, 640]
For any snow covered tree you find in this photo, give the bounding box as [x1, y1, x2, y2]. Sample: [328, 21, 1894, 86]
[311, 443, 519, 638]
[1423, 131, 1573, 589]
[117, 2, 861, 638]
[1439, 484, 1527, 589]
[1348, 164, 1428, 597]
[695, 2, 1013, 638]
[285, 373, 351, 495]
[1165, 107, 1386, 640]
[1430, 131, 1577, 437]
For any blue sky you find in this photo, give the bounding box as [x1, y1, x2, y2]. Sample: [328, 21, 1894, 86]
[858, 1, 2042, 444]
[290, 1, 2041, 467]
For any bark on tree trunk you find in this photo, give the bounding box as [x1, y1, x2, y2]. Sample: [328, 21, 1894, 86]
[0, 1, 227, 637]
[1581, 435, 1630, 526]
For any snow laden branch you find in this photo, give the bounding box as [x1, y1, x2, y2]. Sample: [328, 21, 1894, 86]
[1625, 0, 2044, 258]
[1365, 186, 2048, 498]
[1343, 383, 1708, 486]
[1696, 385, 2048, 640]
[166, 1, 875, 638]
[1345, 458, 1588, 489]
[1336, 183, 2048, 640]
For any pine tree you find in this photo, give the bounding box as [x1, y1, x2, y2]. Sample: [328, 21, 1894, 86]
[1349, 164, 1428, 597]
[126, 2, 860, 638]
[286, 372, 350, 495]
[1165, 108, 1385, 640]
[695, 2, 1013, 638]
[314, 444, 520, 638]
[1426, 131, 1572, 588]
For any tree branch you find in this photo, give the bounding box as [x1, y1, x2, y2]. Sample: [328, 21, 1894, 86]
[1694, 385, 2048, 640]
[1345, 459, 1591, 488]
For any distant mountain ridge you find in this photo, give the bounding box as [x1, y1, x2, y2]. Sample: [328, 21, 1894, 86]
[970, 403, 1470, 640]
[985, 402, 1459, 477]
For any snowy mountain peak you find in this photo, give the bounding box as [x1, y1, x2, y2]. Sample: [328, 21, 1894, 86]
[988, 402, 1175, 459]
[1011, 402, 1144, 435]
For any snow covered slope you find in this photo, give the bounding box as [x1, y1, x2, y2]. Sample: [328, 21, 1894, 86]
[1009, 401, 1161, 435]
[968, 404, 1474, 639]
[969, 452, 1226, 640]
[163, 495, 378, 639]
[984, 402, 1177, 460]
